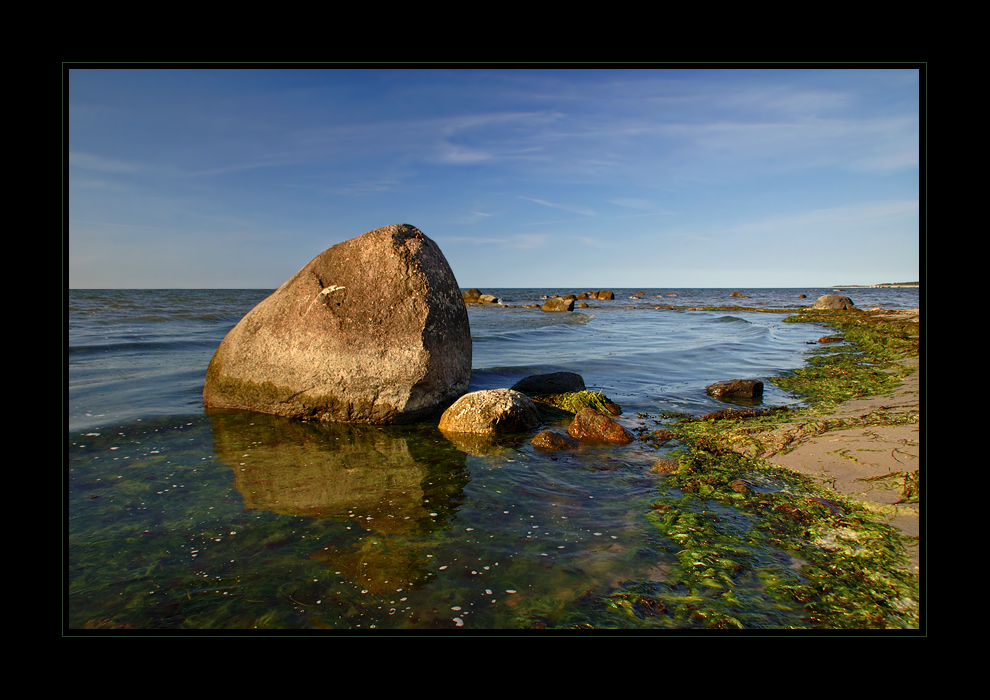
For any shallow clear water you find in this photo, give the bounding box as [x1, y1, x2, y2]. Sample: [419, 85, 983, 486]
[67, 286, 919, 630]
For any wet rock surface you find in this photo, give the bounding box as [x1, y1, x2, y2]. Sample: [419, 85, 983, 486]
[706, 379, 764, 399]
[567, 407, 634, 444]
[438, 389, 541, 435]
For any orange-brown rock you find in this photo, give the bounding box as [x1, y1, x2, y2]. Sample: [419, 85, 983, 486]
[567, 407, 634, 444]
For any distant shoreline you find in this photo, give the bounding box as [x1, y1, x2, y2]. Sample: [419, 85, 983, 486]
[832, 284, 920, 288]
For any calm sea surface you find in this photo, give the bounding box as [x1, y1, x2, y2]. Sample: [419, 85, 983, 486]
[67, 286, 919, 630]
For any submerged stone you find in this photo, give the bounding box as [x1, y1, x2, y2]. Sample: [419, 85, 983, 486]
[531, 430, 580, 451]
[203, 224, 471, 424]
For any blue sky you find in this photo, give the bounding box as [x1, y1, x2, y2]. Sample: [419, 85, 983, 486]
[68, 68, 921, 289]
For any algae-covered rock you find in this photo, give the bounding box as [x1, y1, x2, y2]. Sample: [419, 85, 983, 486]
[530, 391, 622, 416]
[542, 297, 574, 312]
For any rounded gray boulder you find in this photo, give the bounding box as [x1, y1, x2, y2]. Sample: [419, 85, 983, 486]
[813, 294, 856, 310]
[203, 224, 471, 424]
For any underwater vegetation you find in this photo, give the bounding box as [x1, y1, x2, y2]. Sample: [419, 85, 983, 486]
[585, 307, 921, 630]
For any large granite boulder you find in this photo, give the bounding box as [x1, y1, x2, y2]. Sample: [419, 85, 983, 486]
[462, 288, 482, 302]
[203, 224, 471, 424]
[438, 389, 541, 435]
[813, 294, 855, 310]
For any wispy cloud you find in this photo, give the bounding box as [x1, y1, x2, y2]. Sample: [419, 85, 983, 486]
[712, 199, 919, 235]
[444, 233, 549, 249]
[519, 196, 596, 216]
[69, 152, 142, 173]
[445, 236, 509, 245]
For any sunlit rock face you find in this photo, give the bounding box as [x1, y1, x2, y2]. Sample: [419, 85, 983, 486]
[438, 389, 541, 436]
[812, 294, 855, 310]
[203, 224, 471, 424]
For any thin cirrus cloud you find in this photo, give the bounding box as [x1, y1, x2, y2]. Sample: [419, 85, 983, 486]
[519, 196, 596, 217]
[709, 199, 919, 236]
[69, 152, 142, 173]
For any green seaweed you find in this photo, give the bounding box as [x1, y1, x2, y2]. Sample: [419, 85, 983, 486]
[587, 306, 921, 630]
[773, 309, 919, 411]
[598, 439, 919, 629]
[529, 390, 621, 416]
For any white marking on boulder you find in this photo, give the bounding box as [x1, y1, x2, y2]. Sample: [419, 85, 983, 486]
[307, 285, 346, 313]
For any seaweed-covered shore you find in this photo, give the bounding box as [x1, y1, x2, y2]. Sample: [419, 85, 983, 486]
[604, 306, 922, 630]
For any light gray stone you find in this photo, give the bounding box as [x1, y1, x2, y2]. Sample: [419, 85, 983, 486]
[438, 389, 541, 435]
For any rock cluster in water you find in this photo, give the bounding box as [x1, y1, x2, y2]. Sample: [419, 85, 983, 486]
[203, 224, 471, 424]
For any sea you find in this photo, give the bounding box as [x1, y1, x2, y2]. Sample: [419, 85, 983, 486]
[67, 286, 919, 631]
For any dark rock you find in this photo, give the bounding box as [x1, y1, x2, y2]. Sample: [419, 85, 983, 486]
[511, 372, 586, 394]
[203, 224, 471, 424]
[812, 294, 855, 310]
[567, 407, 634, 444]
[531, 430, 579, 451]
[438, 389, 540, 435]
[798, 294, 807, 299]
[576, 302, 589, 308]
[542, 297, 575, 312]
[706, 380, 764, 399]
